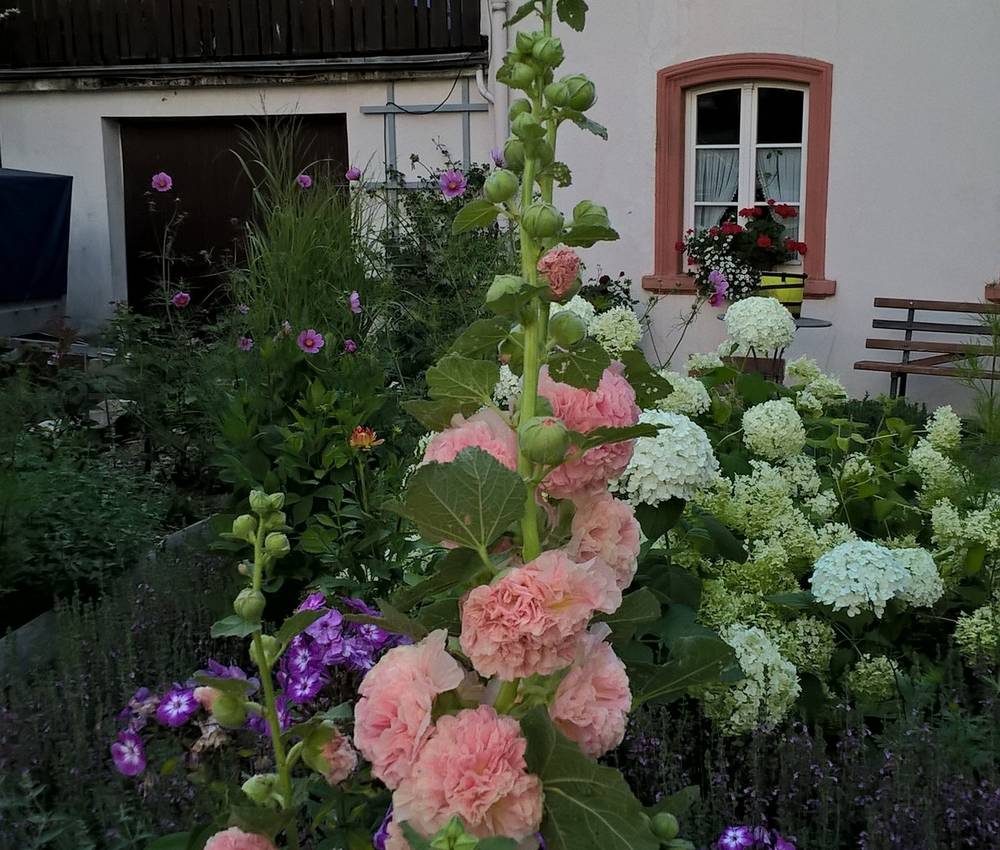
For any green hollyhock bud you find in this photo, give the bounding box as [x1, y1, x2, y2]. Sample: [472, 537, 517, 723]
[511, 112, 544, 141]
[250, 634, 280, 669]
[484, 169, 519, 203]
[563, 73, 598, 111]
[231, 514, 257, 542]
[430, 817, 478, 850]
[651, 812, 680, 841]
[509, 98, 532, 121]
[248, 490, 270, 513]
[211, 693, 247, 729]
[519, 416, 571, 465]
[234, 588, 266, 623]
[264, 532, 291, 558]
[531, 35, 564, 67]
[521, 202, 564, 238]
[515, 30, 542, 55]
[549, 311, 587, 347]
[262, 510, 287, 532]
[503, 138, 526, 173]
[508, 62, 536, 90]
[544, 81, 571, 107]
[242, 773, 280, 806]
[528, 139, 555, 166]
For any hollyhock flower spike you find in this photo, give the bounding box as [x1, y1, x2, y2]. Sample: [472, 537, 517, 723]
[439, 169, 467, 199]
[151, 171, 173, 192]
[297, 328, 325, 354]
[110, 729, 146, 777]
[170, 291, 191, 308]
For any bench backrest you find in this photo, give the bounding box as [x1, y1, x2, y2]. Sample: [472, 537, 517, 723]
[871, 298, 1000, 338]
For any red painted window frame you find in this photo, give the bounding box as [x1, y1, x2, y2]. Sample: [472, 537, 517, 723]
[642, 53, 835, 298]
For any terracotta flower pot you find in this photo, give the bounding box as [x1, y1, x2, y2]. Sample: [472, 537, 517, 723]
[758, 272, 807, 318]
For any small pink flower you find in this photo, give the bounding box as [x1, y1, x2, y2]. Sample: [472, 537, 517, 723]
[422, 408, 518, 472]
[349, 290, 362, 314]
[354, 630, 465, 789]
[549, 623, 631, 757]
[343, 338, 358, 353]
[203, 827, 277, 850]
[237, 336, 254, 352]
[439, 169, 467, 199]
[193, 686, 220, 711]
[565, 491, 641, 591]
[296, 173, 313, 189]
[170, 291, 191, 308]
[151, 172, 173, 192]
[537, 247, 581, 300]
[345, 165, 362, 182]
[297, 329, 325, 354]
[392, 706, 543, 841]
[460, 550, 620, 680]
[317, 728, 358, 785]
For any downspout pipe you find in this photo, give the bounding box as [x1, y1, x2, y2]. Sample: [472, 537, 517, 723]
[488, 0, 510, 154]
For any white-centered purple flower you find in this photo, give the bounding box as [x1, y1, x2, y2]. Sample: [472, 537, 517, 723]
[306, 609, 344, 644]
[718, 826, 755, 850]
[156, 687, 199, 727]
[287, 669, 328, 704]
[110, 729, 146, 777]
[297, 592, 327, 612]
[284, 636, 322, 677]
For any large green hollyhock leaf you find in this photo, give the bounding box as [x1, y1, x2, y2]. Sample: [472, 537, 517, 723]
[451, 199, 500, 235]
[547, 338, 611, 390]
[427, 354, 500, 409]
[629, 633, 739, 707]
[451, 318, 514, 359]
[522, 708, 658, 850]
[556, 0, 588, 30]
[388, 448, 526, 550]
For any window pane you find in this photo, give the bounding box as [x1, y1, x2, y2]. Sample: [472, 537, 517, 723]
[756, 87, 804, 144]
[694, 205, 737, 231]
[696, 89, 741, 144]
[695, 149, 740, 202]
[755, 148, 802, 202]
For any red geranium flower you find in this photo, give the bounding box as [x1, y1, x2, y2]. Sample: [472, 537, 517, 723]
[774, 203, 798, 218]
[756, 235, 772, 248]
[739, 207, 761, 218]
[709, 226, 720, 237]
[720, 222, 743, 236]
[796, 242, 808, 255]
[674, 240, 686, 252]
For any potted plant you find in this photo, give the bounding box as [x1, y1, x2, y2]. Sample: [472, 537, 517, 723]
[677, 200, 808, 315]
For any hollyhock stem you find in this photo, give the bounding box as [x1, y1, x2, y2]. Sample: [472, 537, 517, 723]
[494, 679, 521, 714]
[249, 525, 300, 850]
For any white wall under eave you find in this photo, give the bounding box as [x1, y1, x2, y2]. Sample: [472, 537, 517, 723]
[0, 73, 492, 334]
[543, 0, 1000, 409]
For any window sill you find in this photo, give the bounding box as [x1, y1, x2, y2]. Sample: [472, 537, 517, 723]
[642, 274, 837, 298]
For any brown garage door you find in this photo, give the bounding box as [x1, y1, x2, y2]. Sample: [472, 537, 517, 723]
[120, 115, 349, 309]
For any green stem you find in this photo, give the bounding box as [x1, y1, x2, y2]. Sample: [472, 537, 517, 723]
[494, 679, 521, 714]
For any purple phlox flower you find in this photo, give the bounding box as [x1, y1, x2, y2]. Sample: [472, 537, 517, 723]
[237, 336, 254, 352]
[237, 303, 250, 315]
[490, 147, 505, 167]
[343, 596, 380, 617]
[306, 608, 344, 644]
[439, 169, 468, 199]
[349, 290, 362, 314]
[373, 806, 393, 850]
[718, 827, 755, 850]
[536, 833, 547, 850]
[773, 835, 796, 850]
[297, 328, 325, 354]
[341, 633, 378, 672]
[345, 165, 362, 182]
[296, 173, 313, 189]
[283, 636, 322, 677]
[247, 695, 291, 735]
[297, 592, 327, 612]
[286, 668, 328, 704]
[117, 687, 160, 729]
[110, 729, 146, 777]
[156, 687, 199, 728]
[707, 268, 729, 307]
[170, 291, 191, 308]
[197, 659, 259, 695]
[343, 338, 358, 353]
[151, 172, 173, 193]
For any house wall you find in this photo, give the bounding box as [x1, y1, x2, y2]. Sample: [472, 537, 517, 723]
[0, 74, 493, 332]
[548, 0, 1000, 408]
[2, 0, 998, 409]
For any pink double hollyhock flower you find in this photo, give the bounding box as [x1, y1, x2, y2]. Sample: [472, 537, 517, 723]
[353, 630, 465, 789]
[537, 247, 581, 300]
[391, 706, 543, 842]
[565, 490, 641, 591]
[459, 549, 620, 681]
[422, 408, 518, 472]
[549, 623, 631, 757]
[317, 727, 358, 785]
[538, 364, 640, 498]
[203, 828, 276, 850]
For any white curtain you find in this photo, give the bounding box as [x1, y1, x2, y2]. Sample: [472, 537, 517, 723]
[756, 147, 802, 202]
[695, 149, 739, 202]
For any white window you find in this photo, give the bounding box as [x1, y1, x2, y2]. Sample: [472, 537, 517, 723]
[684, 82, 807, 259]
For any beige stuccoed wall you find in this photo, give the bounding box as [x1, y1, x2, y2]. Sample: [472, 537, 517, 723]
[0, 74, 492, 333]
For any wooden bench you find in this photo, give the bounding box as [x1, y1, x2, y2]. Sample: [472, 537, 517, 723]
[854, 298, 1000, 397]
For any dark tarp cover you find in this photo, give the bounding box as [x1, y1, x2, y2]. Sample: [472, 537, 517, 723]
[0, 168, 73, 304]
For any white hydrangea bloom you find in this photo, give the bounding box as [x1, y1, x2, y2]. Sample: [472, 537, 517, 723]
[810, 540, 911, 617]
[845, 654, 900, 702]
[723, 297, 796, 353]
[909, 438, 964, 498]
[724, 460, 795, 538]
[894, 547, 944, 608]
[773, 616, 836, 676]
[588, 306, 642, 357]
[926, 405, 962, 453]
[954, 605, 1000, 660]
[786, 356, 823, 385]
[763, 508, 820, 563]
[805, 490, 840, 522]
[702, 625, 801, 735]
[963, 495, 1000, 553]
[779, 454, 821, 498]
[742, 399, 806, 460]
[786, 356, 847, 407]
[815, 522, 859, 552]
[550, 295, 596, 326]
[795, 390, 823, 417]
[839, 453, 875, 482]
[805, 373, 848, 406]
[930, 498, 964, 545]
[657, 371, 711, 417]
[492, 363, 521, 408]
[686, 351, 725, 374]
[614, 410, 720, 505]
